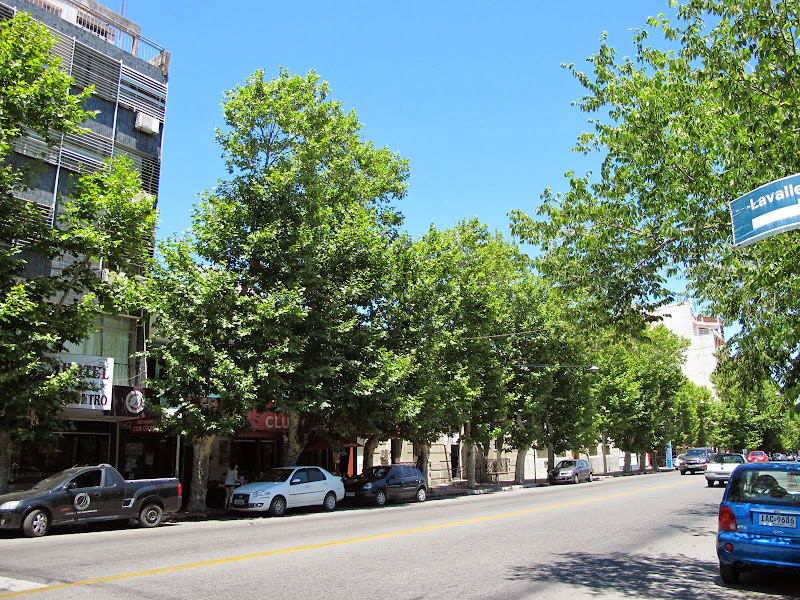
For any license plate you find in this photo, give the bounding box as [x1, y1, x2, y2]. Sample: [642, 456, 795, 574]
[233, 499, 244, 506]
[345, 492, 355, 497]
[758, 513, 796, 528]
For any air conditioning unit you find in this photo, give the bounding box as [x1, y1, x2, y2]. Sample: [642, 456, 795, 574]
[135, 112, 160, 135]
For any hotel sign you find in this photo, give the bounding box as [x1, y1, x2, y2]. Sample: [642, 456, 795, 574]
[730, 174, 800, 248]
[58, 353, 114, 411]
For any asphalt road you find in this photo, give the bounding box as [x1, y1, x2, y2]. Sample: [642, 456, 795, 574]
[0, 471, 798, 599]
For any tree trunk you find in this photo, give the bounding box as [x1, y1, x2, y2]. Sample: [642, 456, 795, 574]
[0, 432, 12, 495]
[514, 446, 527, 484]
[413, 441, 430, 484]
[623, 452, 631, 472]
[390, 438, 403, 464]
[186, 435, 215, 516]
[464, 423, 476, 488]
[601, 434, 609, 474]
[543, 410, 556, 471]
[283, 411, 307, 466]
[362, 436, 379, 473]
[466, 441, 477, 488]
[638, 452, 647, 473]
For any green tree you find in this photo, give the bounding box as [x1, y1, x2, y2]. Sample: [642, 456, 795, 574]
[510, 0, 800, 402]
[388, 220, 528, 486]
[671, 380, 710, 449]
[0, 14, 154, 493]
[709, 356, 788, 453]
[594, 326, 689, 472]
[147, 68, 409, 508]
[144, 240, 266, 515]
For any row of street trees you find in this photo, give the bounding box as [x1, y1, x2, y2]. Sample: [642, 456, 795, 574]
[141, 67, 714, 512]
[3, 0, 798, 507]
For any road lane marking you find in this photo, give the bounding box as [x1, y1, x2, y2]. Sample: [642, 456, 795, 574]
[0, 578, 46, 592]
[0, 478, 694, 598]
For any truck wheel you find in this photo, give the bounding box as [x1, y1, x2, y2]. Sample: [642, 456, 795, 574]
[707, 479, 714, 487]
[22, 509, 50, 537]
[680, 469, 686, 475]
[139, 503, 163, 528]
[719, 561, 739, 584]
[268, 496, 286, 517]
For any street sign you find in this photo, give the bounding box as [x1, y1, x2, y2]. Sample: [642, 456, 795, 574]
[730, 173, 800, 248]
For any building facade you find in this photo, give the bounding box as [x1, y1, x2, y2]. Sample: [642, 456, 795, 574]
[651, 301, 725, 395]
[5, 0, 171, 488]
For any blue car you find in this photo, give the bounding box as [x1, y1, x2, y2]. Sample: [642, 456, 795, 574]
[717, 462, 800, 583]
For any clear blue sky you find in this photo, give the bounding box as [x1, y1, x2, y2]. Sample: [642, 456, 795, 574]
[119, 1, 675, 243]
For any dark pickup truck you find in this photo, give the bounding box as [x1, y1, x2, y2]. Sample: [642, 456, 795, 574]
[0, 464, 181, 537]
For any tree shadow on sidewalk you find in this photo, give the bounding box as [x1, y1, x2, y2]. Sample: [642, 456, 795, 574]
[505, 551, 800, 599]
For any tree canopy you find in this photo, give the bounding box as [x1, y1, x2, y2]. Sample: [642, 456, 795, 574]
[510, 0, 800, 400]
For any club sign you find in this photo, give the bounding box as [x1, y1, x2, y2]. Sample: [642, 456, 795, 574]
[730, 173, 800, 248]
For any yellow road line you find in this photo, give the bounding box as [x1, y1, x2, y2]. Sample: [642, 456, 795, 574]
[0, 478, 693, 598]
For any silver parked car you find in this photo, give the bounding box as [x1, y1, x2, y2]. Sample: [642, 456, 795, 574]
[548, 459, 593, 484]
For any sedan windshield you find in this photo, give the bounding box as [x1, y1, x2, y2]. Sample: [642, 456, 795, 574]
[256, 469, 293, 483]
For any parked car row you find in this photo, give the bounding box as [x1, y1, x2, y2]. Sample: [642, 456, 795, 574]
[230, 464, 429, 517]
[674, 448, 799, 475]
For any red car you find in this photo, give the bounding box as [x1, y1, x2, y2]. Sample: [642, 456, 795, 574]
[747, 450, 768, 463]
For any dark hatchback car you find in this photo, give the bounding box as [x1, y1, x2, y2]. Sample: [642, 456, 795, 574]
[344, 465, 427, 506]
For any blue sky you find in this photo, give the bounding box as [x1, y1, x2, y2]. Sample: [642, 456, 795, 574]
[119, 1, 674, 243]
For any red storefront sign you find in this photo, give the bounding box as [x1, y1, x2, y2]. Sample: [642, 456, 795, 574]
[247, 410, 289, 431]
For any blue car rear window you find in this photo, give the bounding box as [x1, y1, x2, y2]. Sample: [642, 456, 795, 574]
[728, 469, 800, 505]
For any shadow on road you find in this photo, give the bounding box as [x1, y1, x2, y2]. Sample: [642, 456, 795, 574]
[505, 552, 800, 599]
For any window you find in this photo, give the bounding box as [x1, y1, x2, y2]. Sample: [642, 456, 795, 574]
[729, 469, 800, 506]
[307, 468, 325, 483]
[291, 469, 308, 484]
[72, 470, 102, 488]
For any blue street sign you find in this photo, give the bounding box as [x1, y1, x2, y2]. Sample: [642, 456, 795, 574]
[730, 173, 800, 249]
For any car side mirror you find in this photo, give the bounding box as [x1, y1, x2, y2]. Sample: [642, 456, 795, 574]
[67, 481, 77, 490]
[291, 478, 301, 485]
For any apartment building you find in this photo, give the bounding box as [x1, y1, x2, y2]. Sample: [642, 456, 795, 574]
[5, 0, 172, 484]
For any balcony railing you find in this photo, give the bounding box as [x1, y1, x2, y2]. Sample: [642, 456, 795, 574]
[25, 0, 169, 73]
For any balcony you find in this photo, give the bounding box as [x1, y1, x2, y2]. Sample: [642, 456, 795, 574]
[25, 0, 169, 74]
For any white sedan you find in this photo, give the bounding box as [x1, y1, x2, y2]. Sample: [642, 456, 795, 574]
[229, 466, 344, 516]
